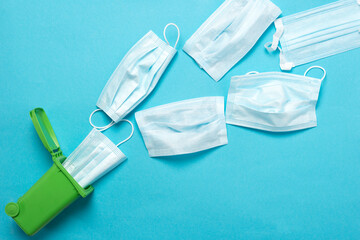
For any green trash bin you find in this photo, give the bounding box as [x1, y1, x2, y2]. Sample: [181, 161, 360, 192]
[5, 108, 94, 236]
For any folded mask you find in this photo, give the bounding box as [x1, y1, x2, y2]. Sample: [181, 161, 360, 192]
[62, 120, 134, 188]
[226, 66, 326, 132]
[265, 0, 360, 70]
[89, 23, 180, 129]
[135, 96, 228, 157]
[183, 0, 281, 82]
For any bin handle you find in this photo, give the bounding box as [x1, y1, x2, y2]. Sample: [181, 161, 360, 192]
[29, 108, 94, 196]
[30, 108, 61, 156]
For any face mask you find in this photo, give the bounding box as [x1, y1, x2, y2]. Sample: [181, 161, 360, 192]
[183, 0, 281, 82]
[265, 0, 360, 71]
[62, 120, 134, 188]
[89, 23, 180, 129]
[135, 96, 228, 157]
[226, 66, 326, 132]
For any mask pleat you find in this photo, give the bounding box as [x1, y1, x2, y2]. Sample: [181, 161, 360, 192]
[62, 130, 101, 174]
[63, 129, 127, 188]
[78, 151, 125, 188]
[96, 30, 177, 122]
[111, 47, 161, 107]
[183, 0, 281, 81]
[68, 142, 106, 177]
[272, 0, 360, 69]
[226, 72, 323, 132]
[135, 96, 228, 157]
[114, 49, 169, 118]
[72, 142, 109, 183]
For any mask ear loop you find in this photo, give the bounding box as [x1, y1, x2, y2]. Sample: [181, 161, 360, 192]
[89, 109, 115, 131]
[265, 19, 284, 52]
[163, 23, 180, 49]
[304, 66, 327, 81]
[265, 42, 283, 53]
[265, 43, 294, 71]
[90, 109, 134, 146]
[97, 119, 134, 146]
[115, 119, 134, 146]
[246, 71, 259, 75]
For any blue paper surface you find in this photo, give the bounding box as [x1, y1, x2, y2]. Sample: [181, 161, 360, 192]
[1, 0, 360, 239]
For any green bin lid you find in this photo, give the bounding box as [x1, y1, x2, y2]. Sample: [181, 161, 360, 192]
[29, 108, 61, 155]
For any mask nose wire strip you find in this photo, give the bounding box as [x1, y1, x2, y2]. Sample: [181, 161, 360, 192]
[163, 23, 180, 48]
[304, 66, 327, 81]
[89, 109, 115, 130]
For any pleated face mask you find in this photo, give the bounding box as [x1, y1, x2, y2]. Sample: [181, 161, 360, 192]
[62, 120, 134, 188]
[183, 0, 281, 82]
[226, 67, 326, 132]
[265, 0, 360, 70]
[135, 96, 228, 157]
[89, 23, 180, 128]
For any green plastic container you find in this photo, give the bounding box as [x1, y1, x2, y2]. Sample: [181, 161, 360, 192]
[5, 108, 94, 236]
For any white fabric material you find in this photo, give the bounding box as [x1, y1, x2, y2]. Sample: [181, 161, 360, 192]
[135, 96, 228, 157]
[183, 0, 281, 82]
[226, 68, 325, 132]
[62, 129, 127, 188]
[96, 29, 177, 123]
[265, 0, 360, 70]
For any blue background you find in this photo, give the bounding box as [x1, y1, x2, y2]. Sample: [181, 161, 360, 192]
[1, 0, 360, 239]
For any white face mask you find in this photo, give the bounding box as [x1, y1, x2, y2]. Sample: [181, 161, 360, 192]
[135, 96, 228, 157]
[265, 0, 360, 70]
[183, 0, 281, 82]
[226, 66, 326, 132]
[89, 23, 180, 128]
[62, 120, 134, 188]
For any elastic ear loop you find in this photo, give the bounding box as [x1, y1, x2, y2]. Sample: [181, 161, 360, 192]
[89, 109, 134, 145]
[265, 42, 295, 71]
[246, 71, 259, 75]
[265, 19, 284, 52]
[89, 109, 115, 131]
[265, 42, 283, 53]
[264, 42, 276, 52]
[163, 23, 180, 48]
[98, 119, 134, 147]
[304, 66, 327, 81]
